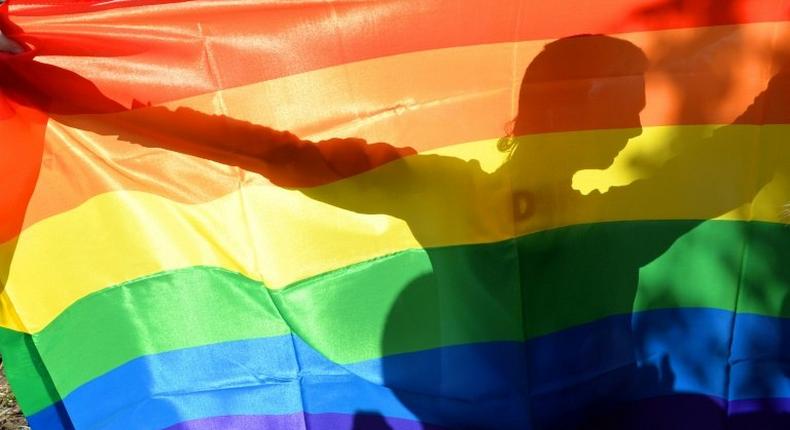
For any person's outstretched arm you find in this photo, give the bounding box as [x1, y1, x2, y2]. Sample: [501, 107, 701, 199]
[605, 66, 789, 220]
[56, 104, 419, 189]
[0, 33, 418, 189]
[1, 26, 487, 224]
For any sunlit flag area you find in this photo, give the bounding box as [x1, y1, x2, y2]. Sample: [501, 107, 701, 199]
[0, 0, 789, 428]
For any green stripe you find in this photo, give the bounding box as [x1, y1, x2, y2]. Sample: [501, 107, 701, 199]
[24, 267, 289, 414]
[275, 219, 788, 361]
[0, 328, 61, 415]
[274, 243, 525, 361]
[4, 219, 788, 414]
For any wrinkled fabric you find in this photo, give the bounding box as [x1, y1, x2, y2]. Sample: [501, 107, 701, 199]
[1, 1, 789, 429]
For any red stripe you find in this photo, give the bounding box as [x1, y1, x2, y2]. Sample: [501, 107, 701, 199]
[3, 0, 788, 108]
[8, 0, 191, 16]
[0, 99, 47, 242]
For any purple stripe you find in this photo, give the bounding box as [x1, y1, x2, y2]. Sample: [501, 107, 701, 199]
[169, 395, 780, 429]
[164, 414, 303, 430]
[165, 413, 448, 430]
[568, 395, 790, 430]
[730, 397, 790, 414]
[576, 395, 728, 430]
[161, 399, 790, 430]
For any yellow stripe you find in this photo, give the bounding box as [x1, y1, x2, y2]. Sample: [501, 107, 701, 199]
[2, 124, 788, 333]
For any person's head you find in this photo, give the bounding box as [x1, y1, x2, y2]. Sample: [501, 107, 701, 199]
[514, 34, 648, 135]
[504, 35, 648, 169]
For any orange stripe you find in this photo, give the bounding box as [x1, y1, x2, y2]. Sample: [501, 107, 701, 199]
[5, 22, 788, 243]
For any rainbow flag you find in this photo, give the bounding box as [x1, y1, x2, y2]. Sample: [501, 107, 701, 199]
[1, 0, 789, 428]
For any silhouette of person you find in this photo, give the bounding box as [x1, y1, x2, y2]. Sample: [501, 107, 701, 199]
[3, 23, 789, 429]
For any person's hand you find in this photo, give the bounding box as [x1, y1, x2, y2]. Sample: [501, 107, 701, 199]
[0, 30, 24, 54]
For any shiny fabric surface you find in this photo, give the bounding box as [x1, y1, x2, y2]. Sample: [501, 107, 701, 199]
[1, 0, 789, 429]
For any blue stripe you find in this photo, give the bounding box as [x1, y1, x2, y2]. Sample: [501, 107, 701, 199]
[26, 401, 73, 430]
[28, 308, 790, 429]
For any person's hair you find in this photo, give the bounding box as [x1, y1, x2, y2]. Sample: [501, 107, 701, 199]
[499, 34, 649, 151]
